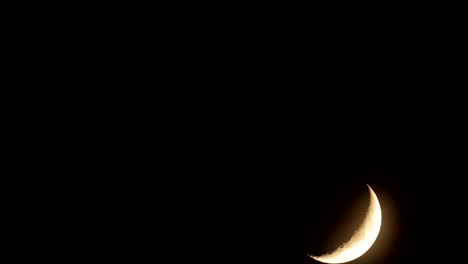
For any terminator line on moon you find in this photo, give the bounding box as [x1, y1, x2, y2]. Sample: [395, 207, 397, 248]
[309, 184, 382, 264]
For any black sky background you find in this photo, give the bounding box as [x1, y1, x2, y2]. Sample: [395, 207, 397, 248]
[186, 115, 467, 264]
[50, 98, 465, 264]
[111, 98, 468, 264]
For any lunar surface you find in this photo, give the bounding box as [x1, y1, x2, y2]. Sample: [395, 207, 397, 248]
[309, 184, 382, 263]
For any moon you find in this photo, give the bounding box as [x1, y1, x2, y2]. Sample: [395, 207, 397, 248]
[309, 184, 382, 263]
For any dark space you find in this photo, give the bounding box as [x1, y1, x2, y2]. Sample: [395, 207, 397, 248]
[197, 123, 467, 264]
[150, 104, 467, 264]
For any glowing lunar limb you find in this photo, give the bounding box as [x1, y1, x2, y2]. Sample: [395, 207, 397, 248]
[310, 184, 382, 264]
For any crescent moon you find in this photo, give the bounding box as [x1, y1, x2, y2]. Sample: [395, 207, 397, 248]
[309, 184, 382, 264]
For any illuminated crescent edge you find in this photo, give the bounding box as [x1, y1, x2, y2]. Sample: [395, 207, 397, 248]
[309, 184, 382, 264]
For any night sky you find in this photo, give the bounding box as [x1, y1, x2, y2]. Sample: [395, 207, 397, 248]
[209, 131, 466, 264]
[163, 109, 466, 264]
